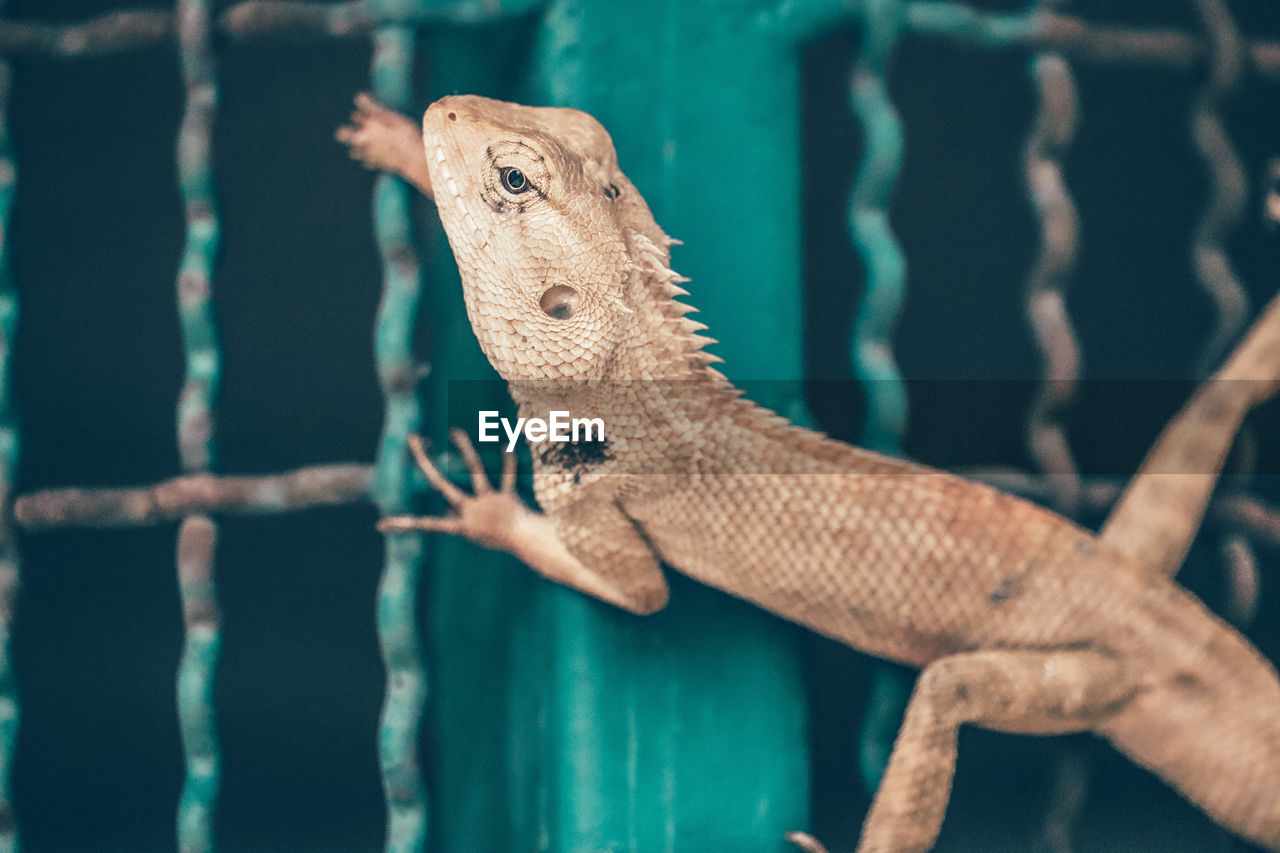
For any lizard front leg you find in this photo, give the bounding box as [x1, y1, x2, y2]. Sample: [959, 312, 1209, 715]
[831, 649, 1132, 853]
[336, 94, 434, 199]
[379, 431, 669, 615]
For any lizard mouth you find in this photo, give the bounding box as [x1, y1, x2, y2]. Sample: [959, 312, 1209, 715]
[422, 128, 487, 248]
[427, 140, 466, 215]
[421, 102, 467, 205]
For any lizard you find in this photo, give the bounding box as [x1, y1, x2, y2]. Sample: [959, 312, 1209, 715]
[338, 93, 1280, 852]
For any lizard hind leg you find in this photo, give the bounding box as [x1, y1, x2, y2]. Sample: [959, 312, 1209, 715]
[1101, 289, 1280, 578]
[853, 649, 1132, 853]
[1097, 664, 1280, 851]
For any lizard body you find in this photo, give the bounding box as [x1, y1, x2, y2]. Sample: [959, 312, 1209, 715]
[340, 95, 1280, 852]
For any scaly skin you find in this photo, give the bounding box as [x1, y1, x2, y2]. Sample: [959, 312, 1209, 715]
[340, 94, 1280, 852]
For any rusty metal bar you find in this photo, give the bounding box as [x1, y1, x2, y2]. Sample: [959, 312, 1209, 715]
[0, 0, 533, 58]
[174, 0, 223, 841]
[1022, 39, 1082, 517]
[14, 464, 374, 530]
[1020, 3, 1088, 847]
[1186, 0, 1259, 626]
[367, 17, 428, 852]
[1217, 491, 1280, 548]
[904, 3, 1280, 80]
[1, 1, 1279, 82]
[969, 468, 1280, 550]
[1189, 0, 1248, 375]
[13, 463, 1276, 550]
[0, 9, 173, 58]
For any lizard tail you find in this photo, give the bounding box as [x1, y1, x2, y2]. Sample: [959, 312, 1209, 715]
[1216, 288, 1280, 399]
[1100, 289, 1280, 577]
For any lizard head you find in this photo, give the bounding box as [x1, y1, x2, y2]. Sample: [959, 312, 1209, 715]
[422, 95, 677, 383]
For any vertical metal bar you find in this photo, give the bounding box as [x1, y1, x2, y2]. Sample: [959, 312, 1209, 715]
[847, 0, 913, 794]
[1021, 10, 1086, 848]
[0, 11, 19, 849]
[849, 0, 907, 454]
[367, 23, 428, 853]
[1023, 43, 1081, 516]
[174, 0, 223, 845]
[1189, 0, 1247, 377]
[1187, 0, 1259, 627]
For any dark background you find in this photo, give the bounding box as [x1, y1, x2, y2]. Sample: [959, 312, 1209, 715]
[6, 0, 1280, 849]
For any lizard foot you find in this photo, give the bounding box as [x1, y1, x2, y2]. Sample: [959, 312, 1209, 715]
[785, 831, 831, 853]
[335, 93, 434, 197]
[377, 430, 524, 553]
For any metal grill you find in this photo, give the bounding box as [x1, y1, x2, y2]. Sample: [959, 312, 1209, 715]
[0, 1, 1278, 851]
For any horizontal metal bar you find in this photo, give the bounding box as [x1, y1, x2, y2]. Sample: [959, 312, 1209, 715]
[0, 8, 173, 58]
[0, 0, 530, 59]
[905, 4, 1280, 80]
[14, 461, 1279, 551]
[969, 467, 1280, 549]
[1217, 491, 1280, 547]
[14, 463, 373, 530]
[1, 0, 1278, 80]
[219, 0, 376, 42]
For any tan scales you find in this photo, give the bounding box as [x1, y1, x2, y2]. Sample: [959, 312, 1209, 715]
[339, 93, 1280, 852]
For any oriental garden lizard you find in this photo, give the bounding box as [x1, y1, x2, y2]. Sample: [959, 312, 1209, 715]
[338, 94, 1280, 852]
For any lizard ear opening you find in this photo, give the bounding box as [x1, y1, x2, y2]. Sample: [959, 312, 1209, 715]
[540, 285, 579, 320]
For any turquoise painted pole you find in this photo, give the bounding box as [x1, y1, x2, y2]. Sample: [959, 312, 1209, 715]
[420, 2, 851, 850]
[528, 4, 824, 848]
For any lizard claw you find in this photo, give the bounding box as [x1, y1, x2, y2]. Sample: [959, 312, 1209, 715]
[785, 831, 831, 853]
[335, 91, 435, 197]
[335, 92, 421, 173]
[377, 432, 524, 553]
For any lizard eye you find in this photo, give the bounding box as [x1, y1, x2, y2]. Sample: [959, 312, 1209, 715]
[500, 167, 530, 194]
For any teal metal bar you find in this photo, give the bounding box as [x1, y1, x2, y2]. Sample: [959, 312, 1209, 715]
[422, 2, 876, 849]
[846, 0, 914, 794]
[904, 2, 1038, 48]
[422, 3, 904, 851]
[367, 19, 429, 853]
[526, 5, 821, 846]
[0, 16, 18, 850]
[173, 0, 224, 845]
[849, 0, 908, 454]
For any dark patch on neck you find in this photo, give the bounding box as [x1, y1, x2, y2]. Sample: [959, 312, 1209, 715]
[540, 437, 613, 483]
[988, 578, 1017, 605]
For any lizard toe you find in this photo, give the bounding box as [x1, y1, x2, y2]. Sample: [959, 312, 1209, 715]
[785, 831, 831, 853]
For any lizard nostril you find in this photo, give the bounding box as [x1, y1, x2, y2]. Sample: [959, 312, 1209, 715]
[540, 285, 579, 320]
[447, 112, 457, 122]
